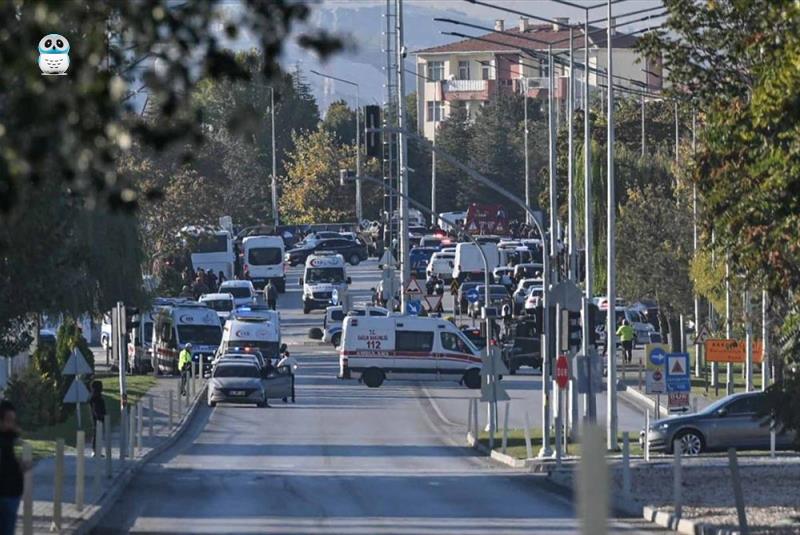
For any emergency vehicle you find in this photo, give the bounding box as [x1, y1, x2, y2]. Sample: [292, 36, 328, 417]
[300, 252, 351, 314]
[153, 301, 222, 375]
[339, 316, 482, 389]
[219, 308, 281, 360]
[242, 235, 286, 291]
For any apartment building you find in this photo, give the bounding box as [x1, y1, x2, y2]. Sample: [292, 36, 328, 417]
[414, 16, 662, 139]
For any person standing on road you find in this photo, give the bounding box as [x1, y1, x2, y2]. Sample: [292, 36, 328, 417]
[277, 346, 298, 403]
[178, 343, 193, 395]
[265, 280, 278, 311]
[616, 319, 635, 364]
[0, 400, 25, 535]
[88, 381, 106, 457]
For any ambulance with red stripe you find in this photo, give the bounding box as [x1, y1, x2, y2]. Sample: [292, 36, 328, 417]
[339, 316, 483, 389]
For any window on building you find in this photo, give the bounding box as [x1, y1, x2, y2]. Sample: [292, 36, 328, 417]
[481, 63, 491, 80]
[396, 331, 434, 352]
[427, 61, 444, 81]
[426, 101, 444, 122]
[458, 60, 470, 80]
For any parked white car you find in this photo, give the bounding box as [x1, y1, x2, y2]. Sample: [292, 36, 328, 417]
[218, 280, 257, 308]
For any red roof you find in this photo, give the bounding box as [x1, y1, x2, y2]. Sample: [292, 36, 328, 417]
[415, 23, 639, 55]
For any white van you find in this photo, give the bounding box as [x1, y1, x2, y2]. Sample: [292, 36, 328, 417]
[153, 301, 222, 375]
[218, 309, 281, 360]
[242, 235, 286, 292]
[453, 242, 500, 282]
[300, 252, 351, 314]
[126, 309, 156, 373]
[426, 250, 455, 282]
[323, 304, 389, 347]
[339, 316, 482, 388]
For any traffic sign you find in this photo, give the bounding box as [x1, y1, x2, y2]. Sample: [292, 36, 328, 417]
[404, 277, 424, 297]
[466, 288, 480, 304]
[705, 338, 763, 364]
[423, 293, 443, 313]
[63, 378, 90, 404]
[645, 343, 668, 394]
[62, 350, 92, 376]
[666, 352, 690, 393]
[481, 347, 510, 376]
[450, 279, 460, 296]
[693, 324, 711, 346]
[555, 354, 569, 389]
[406, 299, 422, 316]
[668, 392, 690, 413]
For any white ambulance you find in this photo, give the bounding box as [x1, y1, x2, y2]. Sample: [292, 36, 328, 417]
[300, 252, 351, 314]
[152, 301, 222, 376]
[218, 308, 281, 361]
[339, 316, 482, 388]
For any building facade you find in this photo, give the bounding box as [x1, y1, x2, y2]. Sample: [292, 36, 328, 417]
[414, 17, 662, 139]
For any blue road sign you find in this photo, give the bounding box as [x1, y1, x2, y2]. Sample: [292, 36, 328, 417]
[666, 352, 690, 393]
[406, 299, 422, 316]
[649, 347, 666, 366]
[466, 288, 480, 304]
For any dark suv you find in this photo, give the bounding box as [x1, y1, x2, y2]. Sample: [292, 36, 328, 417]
[286, 238, 368, 266]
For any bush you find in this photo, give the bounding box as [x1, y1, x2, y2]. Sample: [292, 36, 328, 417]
[5, 365, 61, 428]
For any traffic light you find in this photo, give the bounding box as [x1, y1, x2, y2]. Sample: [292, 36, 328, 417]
[365, 105, 381, 158]
[125, 306, 140, 331]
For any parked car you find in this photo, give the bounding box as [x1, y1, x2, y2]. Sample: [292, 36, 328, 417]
[218, 280, 257, 308]
[523, 286, 544, 315]
[512, 278, 543, 314]
[512, 263, 543, 283]
[207, 361, 268, 408]
[501, 318, 541, 374]
[640, 391, 795, 455]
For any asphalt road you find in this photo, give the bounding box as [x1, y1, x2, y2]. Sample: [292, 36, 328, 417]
[95, 259, 664, 534]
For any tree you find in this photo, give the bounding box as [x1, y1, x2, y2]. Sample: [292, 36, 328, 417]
[321, 100, 357, 146]
[428, 101, 474, 213]
[0, 1, 340, 214]
[280, 128, 380, 224]
[617, 185, 693, 342]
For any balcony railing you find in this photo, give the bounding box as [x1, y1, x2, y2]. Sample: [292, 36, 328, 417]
[443, 79, 488, 92]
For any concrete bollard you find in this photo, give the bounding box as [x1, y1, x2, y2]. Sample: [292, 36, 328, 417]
[94, 424, 103, 499]
[149, 396, 155, 438]
[622, 432, 631, 499]
[104, 414, 112, 477]
[129, 404, 137, 458]
[501, 402, 510, 455]
[52, 438, 64, 531]
[673, 439, 683, 519]
[137, 402, 144, 451]
[577, 425, 609, 535]
[523, 412, 533, 460]
[727, 448, 749, 534]
[76, 430, 85, 511]
[169, 391, 174, 429]
[23, 442, 33, 535]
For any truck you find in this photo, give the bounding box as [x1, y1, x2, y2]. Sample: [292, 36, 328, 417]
[452, 242, 500, 282]
[185, 227, 236, 280]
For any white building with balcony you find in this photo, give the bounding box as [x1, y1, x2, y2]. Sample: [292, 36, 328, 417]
[414, 16, 662, 140]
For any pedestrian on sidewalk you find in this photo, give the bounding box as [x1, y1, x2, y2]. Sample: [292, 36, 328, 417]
[265, 280, 278, 311]
[616, 319, 635, 365]
[89, 381, 106, 457]
[0, 400, 25, 535]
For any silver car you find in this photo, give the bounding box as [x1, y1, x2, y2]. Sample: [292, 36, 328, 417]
[640, 391, 795, 455]
[207, 362, 267, 407]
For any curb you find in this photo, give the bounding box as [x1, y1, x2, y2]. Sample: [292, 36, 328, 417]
[465, 431, 560, 471]
[300, 340, 329, 347]
[66, 384, 208, 535]
[642, 505, 722, 535]
[620, 386, 666, 414]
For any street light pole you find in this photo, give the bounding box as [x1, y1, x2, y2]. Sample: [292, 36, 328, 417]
[524, 79, 531, 224]
[567, 26, 576, 282]
[548, 44, 558, 267]
[606, 0, 619, 450]
[396, 0, 411, 311]
[582, 6, 595, 423]
[270, 87, 278, 227]
[431, 80, 438, 218]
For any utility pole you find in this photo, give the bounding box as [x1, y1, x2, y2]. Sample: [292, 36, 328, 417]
[582, 7, 595, 423]
[396, 0, 410, 310]
[762, 291, 769, 390]
[524, 79, 531, 224]
[606, 0, 618, 450]
[431, 78, 438, 218]
[270, 87, 278, 227]
[567, 26, 576, 282]
[640, 92, 645, 157]
[744, 290, 753, 392]
[548, 44, 558, 267]
[725, 260, 733, 394]
[692, 110, 700, 377]
[355, 85, 362, 222]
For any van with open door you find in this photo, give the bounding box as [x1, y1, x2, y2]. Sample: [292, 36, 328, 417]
[339, 316, 482, 389]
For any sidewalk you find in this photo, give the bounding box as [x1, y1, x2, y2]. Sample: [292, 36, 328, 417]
[17, 374, 205, 534]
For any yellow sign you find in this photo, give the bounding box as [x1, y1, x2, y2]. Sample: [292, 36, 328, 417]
[704, 339, 763, 364]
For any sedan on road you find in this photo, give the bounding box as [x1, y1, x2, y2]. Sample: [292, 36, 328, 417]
[640, 391, 795, 455]
[286, 237, 368, 266]
[207, 361, 267, 407]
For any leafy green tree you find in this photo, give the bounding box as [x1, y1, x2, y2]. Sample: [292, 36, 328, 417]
[321, 100, 357, 146]
[429, 101, 474, 213]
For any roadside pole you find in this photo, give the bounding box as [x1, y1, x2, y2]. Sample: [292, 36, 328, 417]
[567, 26, 576, 281]
[762, 291, 769, 390]
[606, 0, 619, 450]
[725, 261, 733, 394]
[395, 0, 410, 312]
[744, 290, 753, 391]
[582, 5, 594, 424]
